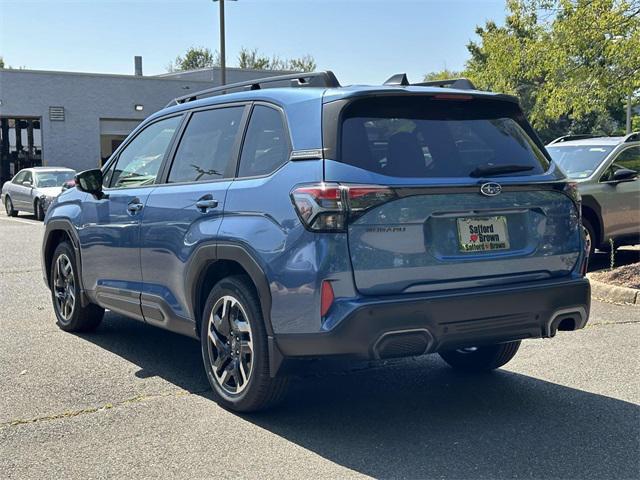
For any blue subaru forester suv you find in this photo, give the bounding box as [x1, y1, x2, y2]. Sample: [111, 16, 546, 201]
[42, 72, 590, 412]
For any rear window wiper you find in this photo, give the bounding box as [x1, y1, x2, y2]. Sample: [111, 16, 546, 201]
[469, 164, 535, 177]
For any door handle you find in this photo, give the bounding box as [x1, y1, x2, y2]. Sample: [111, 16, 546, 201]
[127, 199, 144, 214]
[195, 195, 219, 213]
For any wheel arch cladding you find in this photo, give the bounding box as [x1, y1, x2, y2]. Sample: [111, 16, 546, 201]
[43, 228, 74, 288]
[187, 243, 274, 338]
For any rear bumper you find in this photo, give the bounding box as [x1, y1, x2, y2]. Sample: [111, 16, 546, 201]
[275, 277, 590, 360]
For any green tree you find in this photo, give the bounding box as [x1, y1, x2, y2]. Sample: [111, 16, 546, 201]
[170, 47, 220, 72]
[423, 68, 463, 81]
[0, 57, 4, 68]
[238, 48, 270, 70]
[237, 48, 316, 72]
[170, 47, 316, 73]
[464, 0, 640, 141]
[288, 54, 316, 73]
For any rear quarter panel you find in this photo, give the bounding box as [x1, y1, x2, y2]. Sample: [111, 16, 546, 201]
[219, 160, 356, 334]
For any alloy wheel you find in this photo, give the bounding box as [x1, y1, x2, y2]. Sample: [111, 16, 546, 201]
[53, 254, 76, 321]
[207, 295, 254, 395]
[583, 226, 592, 255]
[5, 198, 12, 215]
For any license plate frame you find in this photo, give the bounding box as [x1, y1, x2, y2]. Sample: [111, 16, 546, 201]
[457, 216, 510, 253]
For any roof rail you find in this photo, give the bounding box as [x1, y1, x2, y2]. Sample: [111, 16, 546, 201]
[165, 71, 341, 107]
[382, 73, 476, 90]
[548, 134, 596, 145]
[623, 131, 639, 143]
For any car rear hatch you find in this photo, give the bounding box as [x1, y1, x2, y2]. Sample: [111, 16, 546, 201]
[320, 93, 582, 295]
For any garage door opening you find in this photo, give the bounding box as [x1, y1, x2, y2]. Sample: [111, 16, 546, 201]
[0, 117, 42, 184]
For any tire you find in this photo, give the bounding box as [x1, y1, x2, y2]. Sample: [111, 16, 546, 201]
[50, 241, 104, 332]
[34, 199, 44, 221]
[200, 275, 289, 412]
[5, 196, 17, 217]
[439, 341, 521, 372]
[582, 217, 596, 257]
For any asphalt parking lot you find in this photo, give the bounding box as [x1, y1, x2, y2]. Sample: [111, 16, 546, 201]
[1, 213, 638, 480]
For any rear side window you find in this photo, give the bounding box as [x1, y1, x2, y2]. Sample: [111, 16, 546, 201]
[168, 107, 244, 183]
[237, 105, 290, 178]
[339, 96, 548, 178]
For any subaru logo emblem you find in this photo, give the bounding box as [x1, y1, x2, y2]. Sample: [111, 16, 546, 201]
[480, 182, 502, 196]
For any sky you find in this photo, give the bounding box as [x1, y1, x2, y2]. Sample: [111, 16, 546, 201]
[0, 0, 507, 85]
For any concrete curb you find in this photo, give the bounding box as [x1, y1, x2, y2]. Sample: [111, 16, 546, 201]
[587, 275, 640, 306]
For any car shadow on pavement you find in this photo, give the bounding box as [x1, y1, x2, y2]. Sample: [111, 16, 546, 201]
[82, 312, 210, 393]
[84, 313, 639, 480]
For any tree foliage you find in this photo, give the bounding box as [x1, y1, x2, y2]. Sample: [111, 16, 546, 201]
[237, 47, 316, 72]
[426, 0, 639, 140]
[423, 68, 463, 81]
[170, 47, 316, 73]
[170, 47, 220, 72]
[0, 57, 4, 69]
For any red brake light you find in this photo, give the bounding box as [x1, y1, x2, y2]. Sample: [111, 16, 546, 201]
[291, 183, 397, 232]
[432, 94, 473, 101]
[320, 280, 334, 317]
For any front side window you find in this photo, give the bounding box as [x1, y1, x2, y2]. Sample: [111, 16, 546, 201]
[237, 105, 290, 178]
[339, 96, 549, 178]
[110, 115, 182, 188]
[12, 171, 26, 184]
[168, 107, 244, 183]
[601, 146, 640, 182]
[23, 171, 33, 185]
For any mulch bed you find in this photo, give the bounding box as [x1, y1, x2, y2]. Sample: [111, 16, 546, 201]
[591, 262, 640, 290]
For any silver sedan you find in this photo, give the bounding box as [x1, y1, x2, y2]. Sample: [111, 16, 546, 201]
[2, 167, 76, 220]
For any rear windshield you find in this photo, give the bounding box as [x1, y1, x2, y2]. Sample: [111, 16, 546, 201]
[339, 96, 549, 178]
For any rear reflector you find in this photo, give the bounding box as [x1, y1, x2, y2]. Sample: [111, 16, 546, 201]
[320, 280, 334, 317]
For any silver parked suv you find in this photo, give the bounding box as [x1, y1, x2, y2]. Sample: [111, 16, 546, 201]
[547, 132, 640, 254]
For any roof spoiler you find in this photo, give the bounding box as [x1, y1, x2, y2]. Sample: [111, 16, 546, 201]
[383, 73, 476, 90]
[165, 71, 341, 107]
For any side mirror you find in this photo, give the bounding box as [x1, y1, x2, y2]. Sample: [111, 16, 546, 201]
[75, 169, 103, 195]
[612, 168, 637, 182]
[22, 181, 32, 187]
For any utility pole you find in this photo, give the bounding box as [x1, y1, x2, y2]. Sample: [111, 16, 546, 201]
[626, 93, 632, 134]
[219, 0, 226, 85]
[213, 0, 236, 86]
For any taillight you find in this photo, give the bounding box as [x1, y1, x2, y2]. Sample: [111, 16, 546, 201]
[320, 280, 334, 317]
[290, 183, 396, 231]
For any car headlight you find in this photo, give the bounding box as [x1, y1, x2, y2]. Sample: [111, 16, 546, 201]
[41, 195, 55, 211]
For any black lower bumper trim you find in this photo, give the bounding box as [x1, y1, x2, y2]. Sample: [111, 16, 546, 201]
[275, 278, 590, 360]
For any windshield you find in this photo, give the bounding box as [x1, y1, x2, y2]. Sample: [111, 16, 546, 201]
[35, 171, 75, 187]
[546, 145, 614, 179]
[339, 96, 549, 178]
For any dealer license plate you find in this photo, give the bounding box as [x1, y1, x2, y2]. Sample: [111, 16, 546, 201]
[457, 216, 510, 252]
